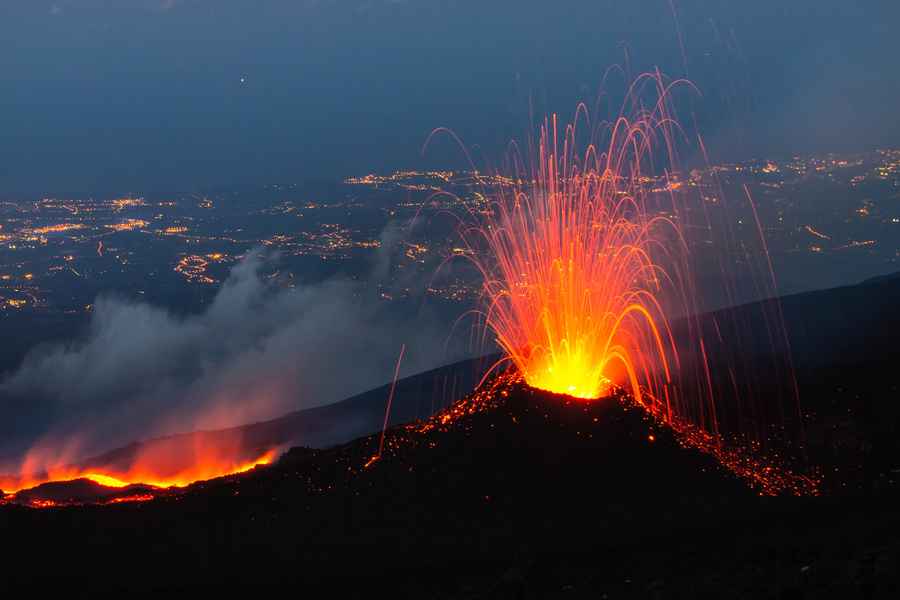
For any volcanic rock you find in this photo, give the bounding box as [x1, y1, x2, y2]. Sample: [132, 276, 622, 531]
[0, 373, 898, 596]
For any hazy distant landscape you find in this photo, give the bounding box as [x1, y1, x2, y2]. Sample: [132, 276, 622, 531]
[4, 149, 899, 345]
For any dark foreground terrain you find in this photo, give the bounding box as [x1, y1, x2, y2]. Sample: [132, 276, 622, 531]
[2, 275, 900, 597]
[0, 376, 898, 598]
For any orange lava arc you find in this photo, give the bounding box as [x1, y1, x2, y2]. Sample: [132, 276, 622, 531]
[462, 76, 684, 402]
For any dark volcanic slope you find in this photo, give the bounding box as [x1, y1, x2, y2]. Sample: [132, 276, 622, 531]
[82, 272, 900, 484]
[73, 355, 493, 476]
[1, 356, 491, 497]
[3, 378, 897, 596]
[2, 276, 900, 595]
[0, 380, 749, 584]
[31, 271, 898, 497]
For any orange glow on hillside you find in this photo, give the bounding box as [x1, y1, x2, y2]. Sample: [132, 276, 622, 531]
[1, 447, 277, 498]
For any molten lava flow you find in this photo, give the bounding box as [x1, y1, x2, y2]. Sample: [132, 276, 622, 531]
[459, 74, 684, 403]
[1, 447, 278, 500]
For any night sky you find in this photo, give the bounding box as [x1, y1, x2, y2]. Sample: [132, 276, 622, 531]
[1, 0, 897, 194]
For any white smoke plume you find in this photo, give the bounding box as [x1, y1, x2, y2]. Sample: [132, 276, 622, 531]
[0, 244, 470, 470]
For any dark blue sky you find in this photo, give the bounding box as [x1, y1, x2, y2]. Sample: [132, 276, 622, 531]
[1, 0, 897, 194]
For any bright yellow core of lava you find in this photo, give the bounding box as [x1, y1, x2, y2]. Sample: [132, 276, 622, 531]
[521, 347, 612, 400]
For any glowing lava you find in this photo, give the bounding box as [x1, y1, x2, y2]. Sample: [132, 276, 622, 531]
[459, 74, 684, 402]
[441, 72, 810, 491]
[1, 448, 278, 500]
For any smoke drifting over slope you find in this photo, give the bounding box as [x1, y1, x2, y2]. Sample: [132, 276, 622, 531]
[0, 247, 470, 472]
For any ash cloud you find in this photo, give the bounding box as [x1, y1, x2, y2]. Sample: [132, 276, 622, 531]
[0, 241, 471, 471]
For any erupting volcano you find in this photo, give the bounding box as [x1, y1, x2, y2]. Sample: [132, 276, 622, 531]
[441, 72, 813, 493]
[469, 108, 678, 400]
[3, 72, 811, 505]
[453, 73, 688, 407]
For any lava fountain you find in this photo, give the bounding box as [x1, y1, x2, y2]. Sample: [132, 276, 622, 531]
[454, 73, 689, 405]
[431, 71, 814, 492]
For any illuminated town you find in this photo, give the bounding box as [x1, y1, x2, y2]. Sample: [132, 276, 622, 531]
[1, 149, 897, 318]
